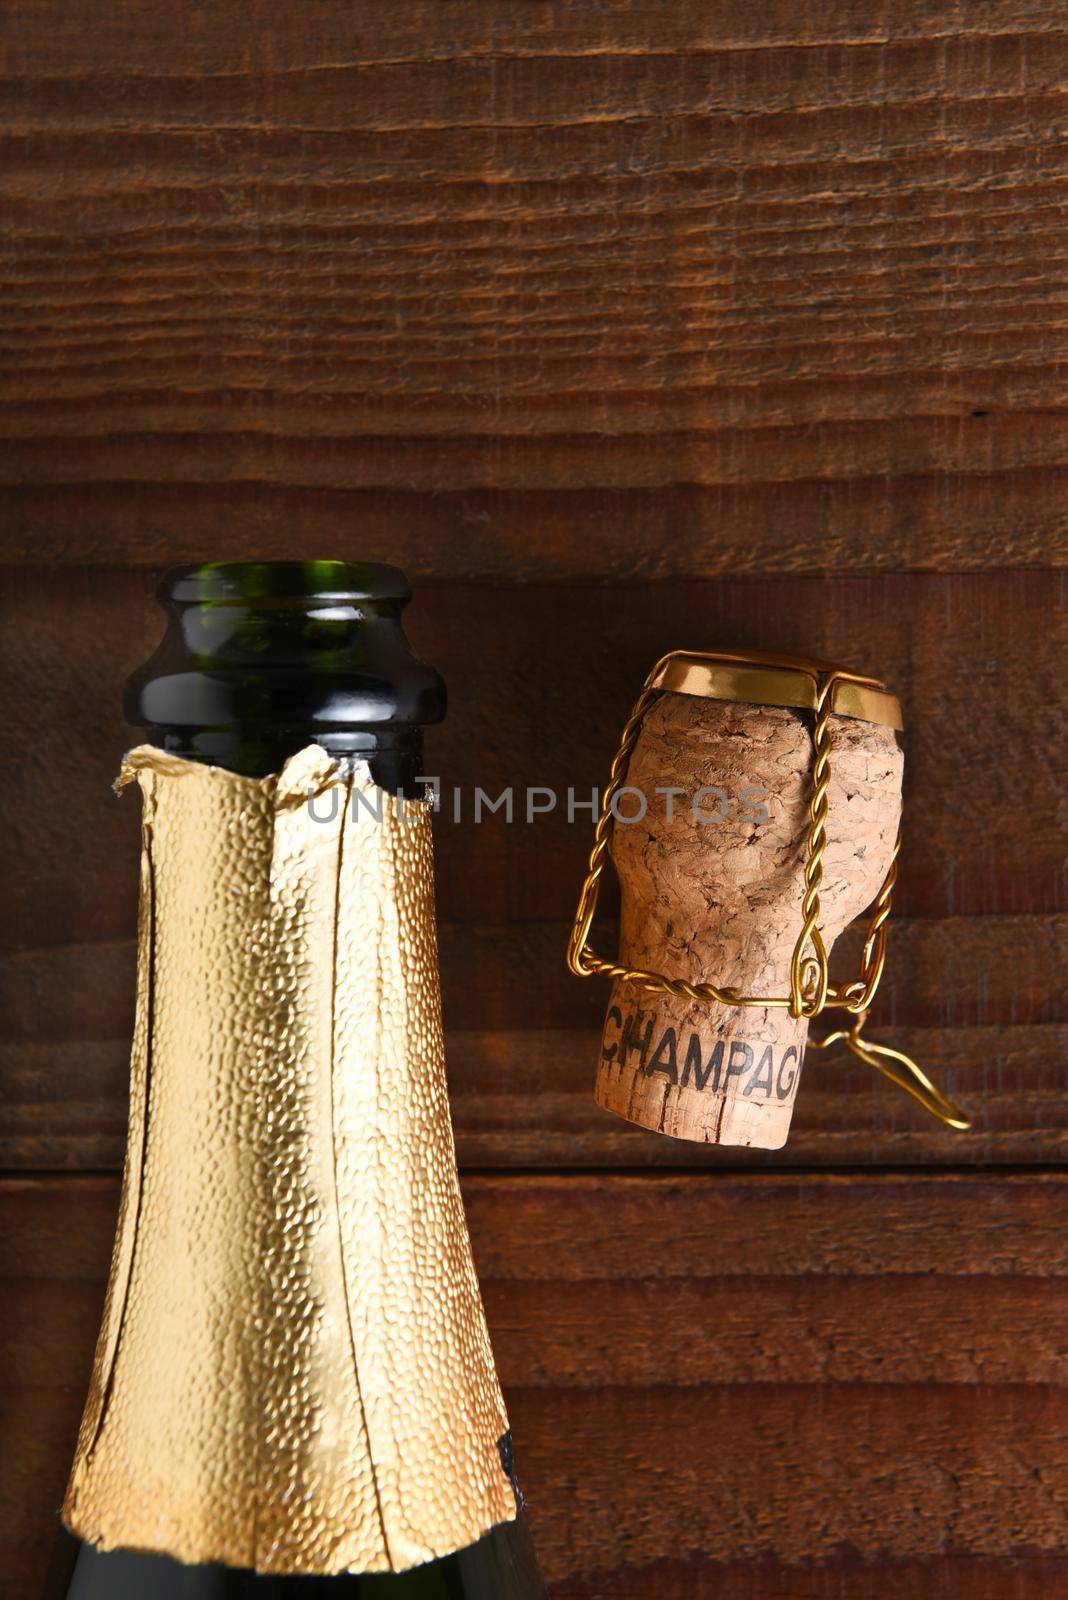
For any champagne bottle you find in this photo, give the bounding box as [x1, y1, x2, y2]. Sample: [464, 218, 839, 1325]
[52, 562, 547, 1598]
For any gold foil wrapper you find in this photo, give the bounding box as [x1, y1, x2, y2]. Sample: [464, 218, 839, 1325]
[64, 746, 516, 1575]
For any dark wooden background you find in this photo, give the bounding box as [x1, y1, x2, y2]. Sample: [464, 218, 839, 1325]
[2, 3, 1066, 1595]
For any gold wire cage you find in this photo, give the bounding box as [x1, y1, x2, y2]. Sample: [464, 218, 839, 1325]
[566, 648, 969, 1131]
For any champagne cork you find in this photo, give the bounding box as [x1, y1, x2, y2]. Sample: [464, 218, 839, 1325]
[594, 690, 903, 1149]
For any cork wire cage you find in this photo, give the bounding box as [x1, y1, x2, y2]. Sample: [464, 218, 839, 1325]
[566, 647, 969, 1131]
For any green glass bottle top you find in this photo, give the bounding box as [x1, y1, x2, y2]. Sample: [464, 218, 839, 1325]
[125, 561, 445, 784]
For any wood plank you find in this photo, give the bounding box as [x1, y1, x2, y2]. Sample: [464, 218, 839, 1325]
[2, 570, 1063, 950]
[6, 1172, 1066, 1282]
[5, 2, 1068, 77]
[5, 369, 1068, 439]
[4, 476, 1065, 575]
[9, 418, 1068, 496]
[1, 1024, 1064, 1172]
[511, 1386, 1068, 1596]
[547, 1554, 1068, 1600]
[7, 32, 1068, 132]
[2, 1174, 1066, 1595]
[4, 12, 1068, 573]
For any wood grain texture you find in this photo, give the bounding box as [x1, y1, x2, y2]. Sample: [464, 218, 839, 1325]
[4, 5, 1068, 573]
[2, 1174, 1066, 1596]
[7, 1, 1068, 75]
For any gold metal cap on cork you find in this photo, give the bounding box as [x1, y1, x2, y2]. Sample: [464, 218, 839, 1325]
[648, 647, 903, 731]
[568, 648, 968, 1149]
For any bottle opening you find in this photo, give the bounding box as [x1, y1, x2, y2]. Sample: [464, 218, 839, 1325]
[164, 560, 412, 607]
